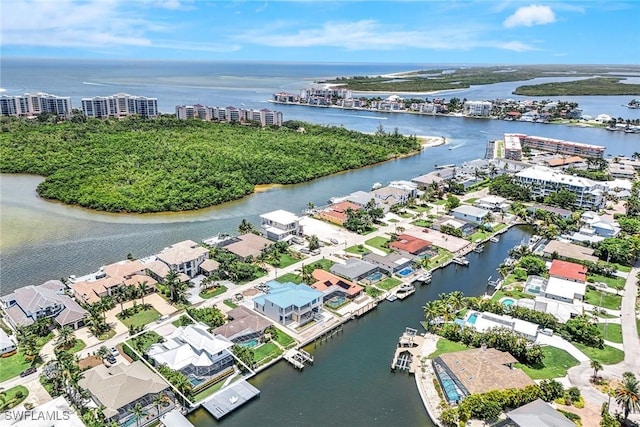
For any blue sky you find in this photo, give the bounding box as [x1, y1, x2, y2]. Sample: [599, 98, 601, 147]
[1, 1, 639, 64]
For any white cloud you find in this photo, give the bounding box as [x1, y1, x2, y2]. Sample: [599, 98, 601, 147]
[503, 4, 556, 28]
[499, 41, 538, 52]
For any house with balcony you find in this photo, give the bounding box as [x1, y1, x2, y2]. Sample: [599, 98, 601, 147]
[475, 195, 510, 212]
[371, 186, 413, 207]
[317, 201, 361, 226]
[157, 240, 209, 278]
[2, 280, 87, 329]
[253, 281, 323, 327]
[78, 361, 174, 427]
[222, 233, 273, 262]
[259, 209, 303, 242]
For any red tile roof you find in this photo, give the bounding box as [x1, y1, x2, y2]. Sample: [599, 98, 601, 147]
[311, 269, 363, 297]
[549, 260, 587, 282]
[389, 234, 432, 255]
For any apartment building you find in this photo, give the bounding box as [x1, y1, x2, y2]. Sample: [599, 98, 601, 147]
[510, 133, 605, 159]
[82, 93, 158, 118]
[0, 92, 72, 118]
[503, 133, 523, 160]
[177, 105, 283, 126]
[515, 165, 606, 209]
[463, 101, 492, 116]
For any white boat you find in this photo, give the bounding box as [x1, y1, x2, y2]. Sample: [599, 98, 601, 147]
[386, 294, 398, 302]
[452, 256, 469, 266]
[473, 244, 484, 253]
[371, 182, 383, 190]
[490, 236, 499, 243]
[416, 272, 432, 283]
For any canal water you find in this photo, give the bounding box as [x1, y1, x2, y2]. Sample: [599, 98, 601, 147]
[188, 226, 533, 427]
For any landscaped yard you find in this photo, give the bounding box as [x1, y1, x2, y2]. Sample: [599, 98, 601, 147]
[199, 285, 228, 299]
[345, 245, 370, 256]
[588, 274, 626, 290]
[573, 343, 624, 365]
[308, 259, 336, 271]
[57, 339, 86, 355]
[376, 277, 402, 291]
[427, 338, 468, 359]
[126, 331, 164, 354]
[0, 385, 29, 410]
[585, 289, 622, 310]
[468, 229, 491, 242]
[491, 288, 533, 301]
[0, 352, 37, 382]
[597, 323, 623, 343]
[118, 307, 161, 328]
[493, 224, 507, 232]
[276, 273, 303, 284]
[463, 198, 478, 205]
[253, 342, 282, 365]
[273, 329, 296, 348]
[515, 346, 580, 380]
[98, 329, 116, 341]
[271, 253, 303, 269]
[429, 248, 453, 267]
[411, 219, 433, 228]
[610, 263, 632, 273]
[365, 236, 392, 254]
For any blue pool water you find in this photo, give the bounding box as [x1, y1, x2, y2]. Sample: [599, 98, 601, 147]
[467, 313, 478, 324]
[367, 272, 383, 282]
[189, 375, 205, 386]
[502, 298, 515, 307]
[326, 296, 347, 309]
[441, 378, 461, 403]
[397, 267, 413, 277]
[241, 338, 259, 348]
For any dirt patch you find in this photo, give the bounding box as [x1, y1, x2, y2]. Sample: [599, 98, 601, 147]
[242, 289, 259, 297]
[78, 355, 102, 371]
[556, 401, 602, 427]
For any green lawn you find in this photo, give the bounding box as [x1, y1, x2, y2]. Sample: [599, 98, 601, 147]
[573, 343, 625, 365]
[308, 259, 336, 271]
[493, 224, 507, 232]
[463, 198, 478, 204]
[98, 329, 116, 341]
[199, 285, 229, 299]
[0, 352, 37, 382]
[253, 342, 282, 364]
[276, 273, 303, 284]
[411, 220, 433, 227]
[610, 263, 632, 273]
[345, 245, 370, 256]
[193, 377, 230, 402]
[376, 277, 402, 291]
[637, 318, 640, 338]
[468, 229, 491, 242]
[56, 339, 86, 355]
[127, 331, 164, 354]
[365, 236, 392, 254]
[515, 346, 580, 379]
[429, 248, 453, 267]
[118, 307, 161, 328]
[588, 274, 626, 291]
[597, 323, 623, 343]
[491, 289, 533, 301]
[585, 289, 622, 310]
[270, 253, 302, 269]
[433, 199, 446, 206]
[428, 338, 469, 359]
[273, 329, 296, 348]
[0, 385, 29, 410]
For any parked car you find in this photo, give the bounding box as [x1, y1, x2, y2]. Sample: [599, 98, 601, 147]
[20, 367, 37, 377]
[330, 238, 339, 245]
[110, 346, 119, 356]
[157, 314, 169, 323]
[105, 355, 117, 365]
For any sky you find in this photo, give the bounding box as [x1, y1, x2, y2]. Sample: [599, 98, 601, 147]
[1, 0, 639, 64]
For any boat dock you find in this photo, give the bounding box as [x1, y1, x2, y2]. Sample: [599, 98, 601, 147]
[283, 348, 314, 369]
[396, 284, 416, 300]
[390, 327, 424, 373]
[201, 380, 260, 420]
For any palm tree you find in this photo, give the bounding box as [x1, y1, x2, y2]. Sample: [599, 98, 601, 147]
[55, 325, 76, 350]
[131, 402, 147, 427]
[615, 373, 640, 420]
[423, 300, 442, 331]
[238, 219, 257, 235]
[446, 291, 465, 313]
[152, 393, 167, 418]
[164, 270, 181, 303]
[137, 281, 149, 306]
[301, 264, 315, 285]
[590, 359, 603, 382]
[0, 388, 7, 409]
[96, 346, 111, 361]
[114, 288, 127, 314]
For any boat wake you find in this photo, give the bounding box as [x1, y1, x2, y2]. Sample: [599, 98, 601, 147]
[82, 81, 106, 86]
[353, 115, 387, 120]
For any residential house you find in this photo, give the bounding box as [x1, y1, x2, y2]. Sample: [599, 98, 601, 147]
[371, 186, 413, 207]
[157, 240, 209, 278]
[310, 269, 364, 302]
[465, 311, 539, 341]
[222, 233, 273, 262]
[330, 258, 380, 282]
[541, 240, 599, 263]
[544, 156, 586, 169]
[78, 361, 174, 426]
[0, 329, 17, 356]
[528, 204, 573, 220]
[212, 306, 272, 345]
[432, 347, 533, 404]
[344, 190, 376, 207]
[0, 396, 85, 427]
[71, 260, 149, 304]
[389, 234, 433, 257]
[411, 173, 445, 190]
[387, 180, 418, 198]
[541, 277, 586, 303]
[2, 280, 87, 329]
[199, 259, 221, 277]
[141, 258, 189, 284]
[147, 324, 236, 391]
[317, 201, 361, 226]
[437, 218, 475, 236]
[580, 211, 620, 237]
[506, 399, 575, 427]
[548, 260, 587, 283]
[475, 195, 510, 212]
[363, 252, 413, 275]
[260, 209, 303, 242]
[253, 281, 323, 327]
[451, 205, 491, 225]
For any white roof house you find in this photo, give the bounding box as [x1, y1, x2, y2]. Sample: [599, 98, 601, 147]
[451, 205, 491, 224]
[157, 240, 209, 278]
[468, 311, 539, 341]
[475, 195, 510, 211]
[260, 209, 302, 241]
[542, 277, 586, 303]
[147, 324, 234, 371]
[0, 329, 16, 355]
[0, 396, 85, 427]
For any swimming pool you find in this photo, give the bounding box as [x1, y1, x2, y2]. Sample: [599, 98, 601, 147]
[241, 338, 259, 348]
[502, 298, 515, 307]
[367, 272, 383, 282]
[326, 295, 347, 309]
[467, 313, 478, 324]
[441, 378, 461, 403]
[397, 267, 413, 277]
[189, 375, 205, 386]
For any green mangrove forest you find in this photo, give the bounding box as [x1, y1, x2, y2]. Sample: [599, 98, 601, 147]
[513, 77, 640, 96]
[0, 117, 420, 213]
[321, 65, 640, 95]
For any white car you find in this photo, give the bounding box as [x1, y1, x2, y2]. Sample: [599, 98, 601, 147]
[330, 238, 339, 245]
[110, 346, 119, 356]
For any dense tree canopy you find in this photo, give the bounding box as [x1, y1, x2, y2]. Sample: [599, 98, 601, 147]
[0, 117, 420, 213]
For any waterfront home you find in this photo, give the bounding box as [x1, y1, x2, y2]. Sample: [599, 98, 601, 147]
[147, 324, 236, 391]
[330, 258, 380, 282]
[343, 190, 387, 211]
[141, 258, 190, 283]
[71, 259, 150, 304]
[464, 311, 539, 341]
[411, 173, 445, 190]
[222, 233, 273, 262]
[316, 201, 362, 226]
[253, 281, 323, 327]
[371, 186, 413, 207]
[532, 296, 581, 323]
[199, 259, 221, 277]
[387, 180, 418, 198]
[310, 269, 364, 302]
[506, 398, 575, 427]
[475, 195, 510, 212]
[548, 260, 587, 283]
[363, 252, 414, 276]
[212, 306, 272, 345]
[432, 347, 533, 404]
[78, 361, 174, 427]
[2, 280, 88, 329]
[436, 218, 475, 236]
[388, 234, 434, 257]
[0, 329, 16, 355]
[451, 205, 491, 225]
[580, 211, 621, 237]
[541, 277, 586, 303]
[541, 240, 599, 264]
[157, 240, 209, 278]
[527, 204, 573, 220]
[260, 209, 303, 242]
[0, 396, 85, 427]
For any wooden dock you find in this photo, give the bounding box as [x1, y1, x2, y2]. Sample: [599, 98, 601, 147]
[201, 380, 260, 420]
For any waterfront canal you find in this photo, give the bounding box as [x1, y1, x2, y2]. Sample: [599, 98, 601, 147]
[188, 226, 533, 427]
